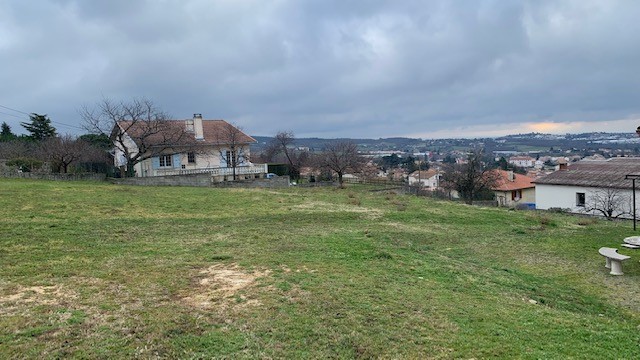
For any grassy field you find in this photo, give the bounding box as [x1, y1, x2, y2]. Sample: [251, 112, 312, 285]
[1, 178, 640, 359]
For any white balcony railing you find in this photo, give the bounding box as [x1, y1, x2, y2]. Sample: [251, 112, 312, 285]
[158, 164, 268, 177]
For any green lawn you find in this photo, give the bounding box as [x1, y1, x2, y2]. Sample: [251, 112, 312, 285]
[1, 178, 639, 358]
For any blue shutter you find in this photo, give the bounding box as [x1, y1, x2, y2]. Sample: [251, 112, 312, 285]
[173, 154, 182, 168]
[152, 157, 160, 169]
[220, 149, 227, 167]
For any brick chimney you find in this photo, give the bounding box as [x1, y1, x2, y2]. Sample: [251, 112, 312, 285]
[507, 171, 515, 181]
[193, 113, 204, 140]
[556, 158, 568, 171]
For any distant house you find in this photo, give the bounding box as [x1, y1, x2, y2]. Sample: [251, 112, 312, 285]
[408, 169, 441, 190]
[490, 170, 536, 208]
[508, 156, 536, 168]
[534, 158, 640, 217]
[112, 114, 267, 180]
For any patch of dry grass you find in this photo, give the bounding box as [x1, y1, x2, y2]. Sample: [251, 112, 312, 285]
[182, 263, 271, 310]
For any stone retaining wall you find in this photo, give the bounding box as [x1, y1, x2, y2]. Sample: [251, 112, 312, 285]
[110, 173, 290, 188]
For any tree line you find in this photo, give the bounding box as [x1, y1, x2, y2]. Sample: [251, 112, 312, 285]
[1, 98, 504, 204]
[0, 114, 111, 174]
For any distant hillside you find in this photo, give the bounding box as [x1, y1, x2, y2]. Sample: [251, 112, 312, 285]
[251, 132, 640, 154]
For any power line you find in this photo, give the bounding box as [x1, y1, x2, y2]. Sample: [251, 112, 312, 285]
[0, 104, 30, 115]
[0, 103, 85, 131]
[0, 110, 26, 120]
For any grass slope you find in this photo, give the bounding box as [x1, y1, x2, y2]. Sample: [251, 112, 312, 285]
[1, 178, 639, 358]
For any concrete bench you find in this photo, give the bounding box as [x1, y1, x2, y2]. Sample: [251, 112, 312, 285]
[621, 243, 640, 249]
[599, 247, 630, 275]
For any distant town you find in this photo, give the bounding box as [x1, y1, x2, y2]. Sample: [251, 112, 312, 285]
[254, 131, 640, 179]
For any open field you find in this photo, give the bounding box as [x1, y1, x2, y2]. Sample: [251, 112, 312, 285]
[1, 178, 640, 358]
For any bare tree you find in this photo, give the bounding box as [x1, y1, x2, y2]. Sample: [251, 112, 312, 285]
[0, 139, 35, 160]
[40, 135, 91, 173]
[80, 98, 187, 177]
[0, 139, 43, 172]
[318, 141, 364, 186]
[266, 131, 308, 180]
[441, 148, 497, 205]
[216, 122, 249, 181]
[584, 187, 632, 220]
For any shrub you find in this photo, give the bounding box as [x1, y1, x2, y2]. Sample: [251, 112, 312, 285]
[577, 217, 598, 226]
[538, 215, 556, 227]
[6, 158, 43, 172]
[396, 202, 407, 211]
[547, 207, 570, 214]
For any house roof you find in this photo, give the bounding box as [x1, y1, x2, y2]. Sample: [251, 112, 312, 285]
[116, 119, 256, 147]
[509, 156, 535, 161]
[490, 169, 535, 191]
[533, 157, 640, 189]
[409, 169, 440, 179]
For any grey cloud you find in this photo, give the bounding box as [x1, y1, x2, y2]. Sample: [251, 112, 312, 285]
[1, 0, 639, 138]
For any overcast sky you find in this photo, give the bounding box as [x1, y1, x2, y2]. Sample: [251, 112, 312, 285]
[1, 0, 640, 139]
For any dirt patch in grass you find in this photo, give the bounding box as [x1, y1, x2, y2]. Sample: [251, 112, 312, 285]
[0, 285, 78, 316]
[293, 201, 383, 219]
[383, 221, 450, 235]
[182, 264, 271, 310]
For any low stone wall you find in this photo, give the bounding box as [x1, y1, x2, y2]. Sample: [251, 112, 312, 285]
[110, 173, 212, 187]
[211, 176, 290, 189]
[1, 172, 107, 182]
[110, 174, 290, 188]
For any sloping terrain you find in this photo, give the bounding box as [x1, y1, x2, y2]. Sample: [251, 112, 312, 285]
[1, 179, 639, 358]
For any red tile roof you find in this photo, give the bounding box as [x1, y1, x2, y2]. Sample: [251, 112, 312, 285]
[409, 169, 440, 179]
[116, 119, 255, 147]
[490, 169, 535, 191]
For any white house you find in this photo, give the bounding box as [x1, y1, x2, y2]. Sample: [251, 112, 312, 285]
[112, 114, 267, 180]
[408, 169, 441, 190]
[508, 156, 536, 168]
[534, 158, 640, 218]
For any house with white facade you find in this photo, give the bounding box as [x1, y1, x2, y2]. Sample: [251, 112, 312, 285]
[408, 169, 441, 190]
[508, 156, 536, 168]
[112, 114, 267, 181]
[534, 158, 640, 218]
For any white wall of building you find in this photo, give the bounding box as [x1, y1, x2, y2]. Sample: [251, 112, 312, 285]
[408, 174, 440, 189]
[134, 145, 252, 177]
[536, 184, 635, 217]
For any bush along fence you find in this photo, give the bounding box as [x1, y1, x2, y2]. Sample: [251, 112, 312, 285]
[0, 171, 107, 182]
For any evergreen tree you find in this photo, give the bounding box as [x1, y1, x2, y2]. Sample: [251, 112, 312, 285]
[79, 133, 111, 150]
[497, 156, 508, 170]
[0, 121, 17, 141]
[21, 113, 57, 141]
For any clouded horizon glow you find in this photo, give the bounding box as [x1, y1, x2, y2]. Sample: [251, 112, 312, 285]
[1, 1, 640, 139]
[409, 118, 640, 139]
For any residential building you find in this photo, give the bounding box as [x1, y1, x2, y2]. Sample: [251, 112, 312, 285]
[112, 114, 267, 180]
[534, 158, 640, 217]
[407, 169, 441, 190]
[490, 170, 536, 208]
[508, 156, 536, 168]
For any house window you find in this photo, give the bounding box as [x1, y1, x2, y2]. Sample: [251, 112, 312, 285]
[188, 152, 196, 164]
[511, 190, 522, 201]
[225, 150, 236, 167]
[576, 192, 586, 207]
[159, 155, 172, 168]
